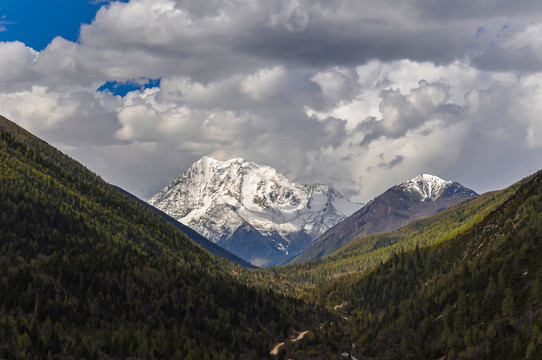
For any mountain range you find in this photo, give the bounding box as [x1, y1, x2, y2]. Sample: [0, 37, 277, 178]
[149, 156, 361, 266]
[2, 113, 541, 359]
[149, 158, 479, 268]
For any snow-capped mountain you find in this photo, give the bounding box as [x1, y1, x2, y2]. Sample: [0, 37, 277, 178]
[290, 174, 478, 264]
[399, 174, 454, 201]
[148, 156, 361, 266]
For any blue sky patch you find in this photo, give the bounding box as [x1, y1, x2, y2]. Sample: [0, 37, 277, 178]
[0, 0, 127, 51]
[98, 78, 161, 97]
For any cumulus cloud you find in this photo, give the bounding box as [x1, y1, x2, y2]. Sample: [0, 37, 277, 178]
[0, 86, 78, 129]
[1, 0, 542, 202]
[0, 42, 39, 90]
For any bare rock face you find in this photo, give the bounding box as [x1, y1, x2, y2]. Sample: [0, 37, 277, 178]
[149, 156, 361, 267]
[289, 174, 478, 264]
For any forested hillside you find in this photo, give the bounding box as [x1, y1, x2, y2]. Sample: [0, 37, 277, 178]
[292, 169, 542, 359]
[0, 118, 324, 359]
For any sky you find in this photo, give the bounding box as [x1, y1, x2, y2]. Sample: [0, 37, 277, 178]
[1, 0, 542, 203]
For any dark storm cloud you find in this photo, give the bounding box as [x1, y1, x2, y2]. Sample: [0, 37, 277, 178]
[236, 23, 470, 68]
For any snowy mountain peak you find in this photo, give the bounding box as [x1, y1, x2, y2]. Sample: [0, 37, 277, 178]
[149, 156, 362, 266]
[399, 174, 457, 201]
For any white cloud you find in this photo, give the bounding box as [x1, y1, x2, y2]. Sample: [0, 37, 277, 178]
[81, 0, 192, 48]
[0, 86, 78, 129]
[505, 74, 542, 149]
[1, 0, 542, 202]
[0, 41, 39, 90]
[242, 67, 286, 101]
[116, 104, 159, 141]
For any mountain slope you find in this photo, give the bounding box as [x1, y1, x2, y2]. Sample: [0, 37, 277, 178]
[149, 156, 360, 266]
[0, 116, 323, 359]
[305, 169, 542, 359]
[290, 174, 478, 264]
[115, 186, 256, 268]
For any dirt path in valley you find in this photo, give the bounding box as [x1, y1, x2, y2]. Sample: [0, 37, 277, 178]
[293, 330, 309, 342]
[270, 342, 285, 356]
[270, 330, 309, 356]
